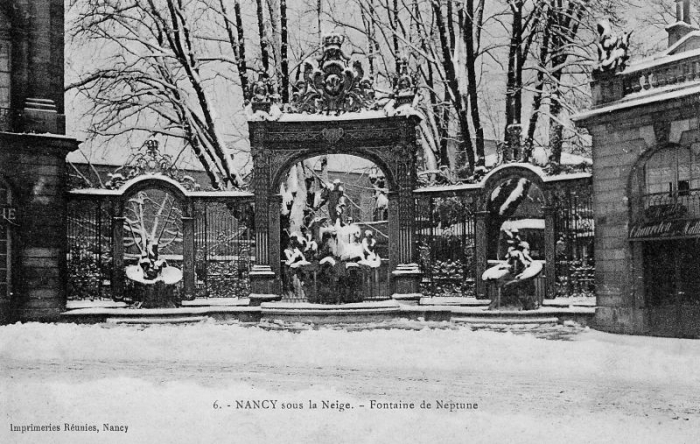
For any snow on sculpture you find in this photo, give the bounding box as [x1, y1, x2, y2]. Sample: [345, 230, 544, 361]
[594, 20, 632, 75]
[482, 228, 543, 310]
[281, 174, 384, 303]
[123, 190, 184, 308]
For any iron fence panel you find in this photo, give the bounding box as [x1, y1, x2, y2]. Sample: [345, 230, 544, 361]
[415, 194, 477, 298]
[194, 201, 254, 298]
[67, 197, 113, 300]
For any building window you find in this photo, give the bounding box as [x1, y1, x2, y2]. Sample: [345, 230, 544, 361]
[642, 146, 700, 217]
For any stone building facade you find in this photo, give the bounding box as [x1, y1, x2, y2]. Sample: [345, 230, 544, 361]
[0, 1, 79, 323]
[574, 4, 700, 337]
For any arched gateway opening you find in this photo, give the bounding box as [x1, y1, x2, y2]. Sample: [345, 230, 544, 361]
[276, 154, 391, 302]
[248, 115, 420, 303]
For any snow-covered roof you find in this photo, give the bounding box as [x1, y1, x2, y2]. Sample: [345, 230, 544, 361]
[415, 163, 591, 194]
[572, 81, 700, 123]
[624, 39, 700, 75]
[574, 26, 700, 123]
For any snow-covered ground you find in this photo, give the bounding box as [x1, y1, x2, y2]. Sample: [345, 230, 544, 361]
[1, 320, 699, 444]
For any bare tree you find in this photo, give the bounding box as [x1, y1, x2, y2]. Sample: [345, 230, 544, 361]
[68, 0, 248, 189]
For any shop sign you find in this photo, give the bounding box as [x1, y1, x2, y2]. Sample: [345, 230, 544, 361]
[629, 218, 700, 240]
[1, 205, 17, 226]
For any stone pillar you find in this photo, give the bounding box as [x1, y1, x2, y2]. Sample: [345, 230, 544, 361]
[249, 161, 279, 304]
[543, 205, 556, 299]
[475, 211, 489, 299]
[390, 174, 421, 301]
[182, 213, 195, 300]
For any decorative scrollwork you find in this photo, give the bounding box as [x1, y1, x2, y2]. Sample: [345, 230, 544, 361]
[106, 138, 200, 191]
[290, 34, 375, 114]
[321, 127, 345, 145]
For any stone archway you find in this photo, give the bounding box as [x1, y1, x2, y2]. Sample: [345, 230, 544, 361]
[248, 115, 421, 303]
[475, 165, 555, 299]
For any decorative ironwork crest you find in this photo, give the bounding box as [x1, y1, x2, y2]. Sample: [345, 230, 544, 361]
[290, 34, 375, 114]
[106, 139, 200, 191]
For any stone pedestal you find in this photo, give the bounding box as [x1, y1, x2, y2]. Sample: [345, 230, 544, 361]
[22, 99, 60, 134]
[391, 263, 422, 301]
[249, 264, 280, 305]
[136, 281, 179, 308]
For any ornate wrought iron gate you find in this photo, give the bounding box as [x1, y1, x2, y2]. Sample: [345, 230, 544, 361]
[194, 201, 254, 298]
[415, 195, 478, 297]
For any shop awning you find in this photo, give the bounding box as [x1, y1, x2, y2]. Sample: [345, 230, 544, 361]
[629, 218, 700, 241]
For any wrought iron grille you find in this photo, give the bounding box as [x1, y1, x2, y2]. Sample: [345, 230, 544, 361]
[415, 194, 477, 297]
[194, 201, 254, 298]
[67, 198, 113, 300]
[553, 189, 595, 296]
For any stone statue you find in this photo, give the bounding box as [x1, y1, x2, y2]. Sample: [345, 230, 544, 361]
[481, 228, 543, 310]
[125, 238, 183, 308]
[594, 20, 632, 75]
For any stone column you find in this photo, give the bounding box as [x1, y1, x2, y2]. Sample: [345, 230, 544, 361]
[249, 155, 278, 304]
[543, 205, 556, 299]
[474, 211, 489, 299]
[391, 162, 421, 301]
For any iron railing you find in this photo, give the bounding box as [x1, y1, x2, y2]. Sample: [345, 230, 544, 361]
[641, 189, 700, 221]
[553, 189, 595, 296]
